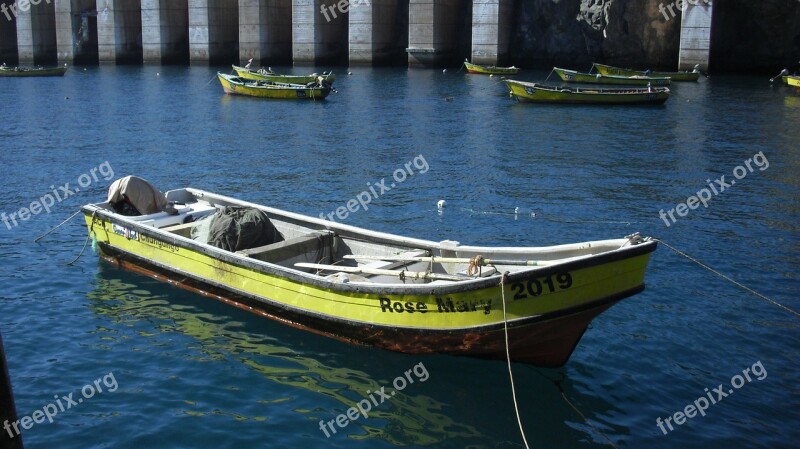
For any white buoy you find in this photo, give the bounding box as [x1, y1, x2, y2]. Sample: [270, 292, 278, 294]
[442, 69, 447, 74]
[437, 200, 447, 209]
[348, 71, 353, 75]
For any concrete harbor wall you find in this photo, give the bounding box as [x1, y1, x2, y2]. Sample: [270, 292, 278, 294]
[1, 0, 798, 71]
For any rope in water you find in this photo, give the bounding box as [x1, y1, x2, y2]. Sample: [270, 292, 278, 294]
[499, 273, 532, 449]
[549, 374, 619, 449]
[655, 239, 800, 319]
[67, 230, 93, 266]
[67, 211, 96, 266]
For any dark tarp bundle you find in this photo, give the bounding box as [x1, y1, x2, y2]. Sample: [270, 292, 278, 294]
[206, 206, 281, 252]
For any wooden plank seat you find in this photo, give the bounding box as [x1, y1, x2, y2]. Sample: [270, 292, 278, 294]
[237, 230, 335, 265]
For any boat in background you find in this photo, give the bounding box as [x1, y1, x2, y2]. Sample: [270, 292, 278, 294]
[232, 65, 336, 84]
[464, 60, 520, 75]
[217, 73, 332, 100]
[504, 79, 670, 105]
[553, 67, 671, 86]
[788, 76, 800, 88]
[592, 63, 700, 82]
[0, 65, 67, 77]
[81, 179, 657, 367]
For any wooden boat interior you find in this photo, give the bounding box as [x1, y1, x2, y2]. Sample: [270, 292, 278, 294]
[91, 188, 632, 286]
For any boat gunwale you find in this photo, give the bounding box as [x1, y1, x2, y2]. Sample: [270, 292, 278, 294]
[81, 188, 657, 296]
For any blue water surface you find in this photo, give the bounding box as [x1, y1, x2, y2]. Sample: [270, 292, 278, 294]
[0, 66, 798, 448]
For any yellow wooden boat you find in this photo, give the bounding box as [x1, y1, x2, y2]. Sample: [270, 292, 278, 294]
[592, 63, 700, 82]
[787, 76, 800, 88]
[554, 67, 671, 86]
[0, 65, 67, 77]
[217, 73, 331, 100]
[504, 79, 670, 105]
[232, 65, 336, 84]
[464, 61, 520, 75]
[81, 178, 658, 367]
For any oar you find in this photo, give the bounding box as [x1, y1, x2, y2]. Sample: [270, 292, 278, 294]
[342, 254, 581, 267]
[770, 69, 789, 83]
[295, 263, 468, 282]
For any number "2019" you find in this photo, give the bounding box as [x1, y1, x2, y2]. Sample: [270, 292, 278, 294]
[510, 272, 573, 301]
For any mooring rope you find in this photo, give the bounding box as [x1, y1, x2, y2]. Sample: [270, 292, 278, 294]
[499, 273, 532, 449]
[66, 211, 96, 266]
[33, 210, 81, 243]
[655, 239, 800, 319]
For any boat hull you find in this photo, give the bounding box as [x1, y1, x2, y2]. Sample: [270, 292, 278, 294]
[593, 63, 700, 82]
[81, 189, 657, 367]
[505, 79, 670, 105]
[788, 76, 800, 88]
[0, 66, 67, 77]
[218, 73, 330, 100]
[554, 67, 671, 86]
[464, 62, 520, 75]
[96, 245, 643, 367]
[232, 65, 336, 84]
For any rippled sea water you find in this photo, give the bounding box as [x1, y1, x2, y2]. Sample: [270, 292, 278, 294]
[0, 66, 798, 448]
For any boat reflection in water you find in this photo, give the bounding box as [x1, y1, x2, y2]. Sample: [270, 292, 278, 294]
[85, 266, 482, 446]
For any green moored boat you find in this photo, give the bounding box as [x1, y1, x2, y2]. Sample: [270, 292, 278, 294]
[592, 63, 700, 82]
[0, 65, 67, 77]
[232, 65, 336, 84]
[464, 61, 520, 75]
[504, 79, 670, 105]
[553, 67, 671, 86]
[218, 73, 332, 100]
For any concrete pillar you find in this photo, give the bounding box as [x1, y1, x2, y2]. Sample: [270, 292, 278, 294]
[142, 0, 189, 63]
[349, 0, 407, 65]
[292, 0, 347, 65]
[17, 0, 58, 65]
[16, 6, 35, 63]
[189, 0, 238, 65]
[678, 0, 712, 71]
[407, 0, 468, 67]
[54, 0, 75, 63]
[239, 0, 291, 66]
[0, 7, 19, 65]
[470, 0, 512, 66]
[96, 0, 142, 63]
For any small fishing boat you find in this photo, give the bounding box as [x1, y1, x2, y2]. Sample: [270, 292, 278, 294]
[80, 177, 658, 367]
[217, 73, 331, 100]
[787, 75, 800, 88]
[232, 65, 336, 84]
[464, 61, 520, 75]
[0, 65, 67, 77]
[504, 79, 670, 105]
[553, 67, 671, 86]
[592, 63, 700, 82]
